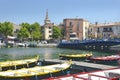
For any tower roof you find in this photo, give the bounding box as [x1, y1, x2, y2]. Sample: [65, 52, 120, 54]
[44, 9, 50, 24]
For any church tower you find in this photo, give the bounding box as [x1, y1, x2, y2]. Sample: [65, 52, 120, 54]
[43, 9, 54, 40]
[44, 9, 51, 24]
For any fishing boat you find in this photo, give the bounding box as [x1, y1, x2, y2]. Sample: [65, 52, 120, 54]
[0, 60, 72, 80]
[44, 68, 120, 80]
[0, 56, 39, 71]
[86, 55, 120, 65]
[59, 53, 93, 61]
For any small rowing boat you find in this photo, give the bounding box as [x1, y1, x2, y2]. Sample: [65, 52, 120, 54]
[44, 68, 120, 80]
[59, 52, 92, 61]
[86, 55, 120, 65]
[0, 60, 72, 80]
[0, 56, 39, 71]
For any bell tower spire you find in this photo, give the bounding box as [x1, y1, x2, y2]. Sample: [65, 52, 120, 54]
[44, 9, 50, 24]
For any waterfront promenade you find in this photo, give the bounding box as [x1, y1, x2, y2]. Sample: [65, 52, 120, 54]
[42, 59, 117, 70]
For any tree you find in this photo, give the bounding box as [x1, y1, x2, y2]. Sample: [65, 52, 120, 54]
[0, 22, 13, 38]
[30, 22, 42, 40]
[19, 22, 42, 41]
[17, 27, 30, 41]
[19, 22, 31, 32]
[52, 26, 62, 39]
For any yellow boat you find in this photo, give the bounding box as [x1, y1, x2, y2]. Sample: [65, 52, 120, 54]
[0, 60, 72, 80]
[59, 52, 93, 61]
[0, 56, 39, 71]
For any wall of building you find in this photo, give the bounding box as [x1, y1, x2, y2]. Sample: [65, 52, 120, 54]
[43, 23, 54, 40]
[89, 22, 120, 39]
[63, 18, 89, 40]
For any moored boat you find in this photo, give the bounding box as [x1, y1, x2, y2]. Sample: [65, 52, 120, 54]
[59, 53, 92, 61]
[86, 55, 120, 65]
[0, 56, 39, 71]
[0, 60, 72, 80]
[44, 68, 120, 80]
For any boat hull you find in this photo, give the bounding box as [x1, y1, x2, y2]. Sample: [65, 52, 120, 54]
[86, 55, 120, 65]
[60, 56, 91, 61]
[0, 61, 72, 80]
[0, 56, 39, 71]
[59, 53, 92, 61]
[0, 68, 70, 80]
[44, 68, 120, 80]
[87, 59, 119, 65]
[1, 62, 37, 71]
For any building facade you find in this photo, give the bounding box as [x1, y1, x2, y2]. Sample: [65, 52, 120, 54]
[63, 18, 89, 40]
[89, 22, 120, 39]
[42, 10, 54, 40]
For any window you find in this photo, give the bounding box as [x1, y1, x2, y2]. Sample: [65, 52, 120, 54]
[103, 28, 108, 32]
[97, 28, 100, 32]
[109, 28, 112, 32]
[49, 27, 51, 29]
[69, 22, 72, 26]
[49, 31, 51, 33]
[69, 22, 73, 27]
[77, 22, 80, 31]
[91, 28, 92, 32]
[49, 35, 52, 38]
[70, 34, 76, 37]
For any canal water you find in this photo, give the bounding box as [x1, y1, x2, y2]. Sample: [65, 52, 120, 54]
[0, 47, 119, 79]
[0, 47, 116, 61]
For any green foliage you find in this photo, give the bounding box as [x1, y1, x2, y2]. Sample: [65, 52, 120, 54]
[52, 26, 62, 39]
[0, 22, 13, 37]
[17, 27, 30, 41]
[30, 22, 40, 31]
[18, 22, 42, 41]
[31, 31, 42, 40]
[19, 22, 30, 31]
[30, 22, 42, 40]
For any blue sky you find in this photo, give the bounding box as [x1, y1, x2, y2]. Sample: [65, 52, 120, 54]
[0, 0, 119, 25]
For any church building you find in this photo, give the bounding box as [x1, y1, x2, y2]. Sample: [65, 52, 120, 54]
[42, 10, 54, 40]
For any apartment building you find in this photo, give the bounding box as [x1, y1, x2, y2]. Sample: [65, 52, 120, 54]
[89, 22, 120, 39]
[63, 18, 89, 40]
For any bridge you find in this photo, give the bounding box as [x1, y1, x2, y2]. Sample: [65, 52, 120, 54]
[58, 40, 120, 51]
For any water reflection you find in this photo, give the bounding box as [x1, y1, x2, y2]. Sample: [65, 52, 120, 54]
[0, 47, 113, 61]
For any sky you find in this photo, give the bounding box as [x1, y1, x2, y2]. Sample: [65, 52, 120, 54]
[0, 0, 120, 25]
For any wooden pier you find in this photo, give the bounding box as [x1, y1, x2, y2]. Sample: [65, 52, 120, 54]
[42, 59, 117, 70]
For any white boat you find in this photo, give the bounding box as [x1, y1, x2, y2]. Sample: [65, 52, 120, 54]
[44, 68, 120, 80]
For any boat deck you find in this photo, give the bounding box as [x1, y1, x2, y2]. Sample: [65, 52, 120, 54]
[43, 59, 117, 70]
